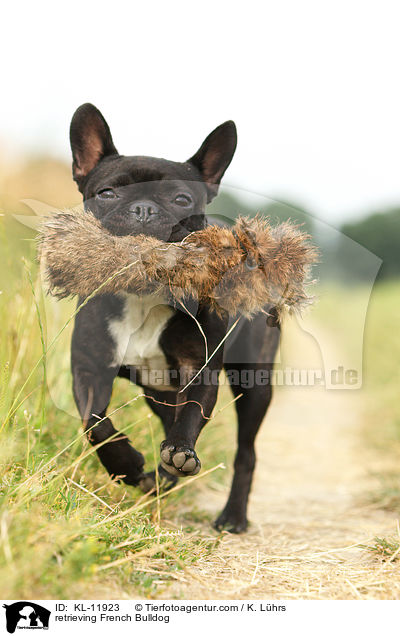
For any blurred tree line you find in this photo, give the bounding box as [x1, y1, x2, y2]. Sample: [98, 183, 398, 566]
[338, 208, 400, 281]
[208, 190, 314, 232]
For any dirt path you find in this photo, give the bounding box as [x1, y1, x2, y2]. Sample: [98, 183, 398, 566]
[161, 322, 400, 599]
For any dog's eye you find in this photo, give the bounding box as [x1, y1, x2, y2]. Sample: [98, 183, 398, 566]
[174, 194, 192, 207]
[97, 188, 117, 199]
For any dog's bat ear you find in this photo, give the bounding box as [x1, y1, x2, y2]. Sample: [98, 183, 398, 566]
[70, 103, 118, 187]
[188, 121, 237, 202]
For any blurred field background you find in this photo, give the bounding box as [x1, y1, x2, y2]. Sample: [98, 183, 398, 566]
[0, 155, 400, 598]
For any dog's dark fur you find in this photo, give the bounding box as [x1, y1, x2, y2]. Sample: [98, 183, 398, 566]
[69, 103, 281, 532]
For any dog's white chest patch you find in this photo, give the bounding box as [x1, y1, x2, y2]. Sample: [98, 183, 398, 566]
[108, 294, 175, 389]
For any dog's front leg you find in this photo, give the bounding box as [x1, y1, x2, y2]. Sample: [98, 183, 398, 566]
[159, 379, 220, 477]
[73, 365, 145, 485]
[159, 312, 227, 477]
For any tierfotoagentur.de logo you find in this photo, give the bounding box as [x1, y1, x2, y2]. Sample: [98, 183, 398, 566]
[2, 603, 51, 633]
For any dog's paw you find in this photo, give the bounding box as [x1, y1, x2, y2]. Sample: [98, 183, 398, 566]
[139, 465, 178, 494]
[213, 510, 248, 534]
[160, 442, 201, 477]
[97, 441, 145, 487]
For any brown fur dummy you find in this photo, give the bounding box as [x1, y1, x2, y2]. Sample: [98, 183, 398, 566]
[38, 211, 318, 317]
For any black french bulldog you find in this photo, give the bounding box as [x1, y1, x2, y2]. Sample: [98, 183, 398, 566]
[69, 103, 280, 533]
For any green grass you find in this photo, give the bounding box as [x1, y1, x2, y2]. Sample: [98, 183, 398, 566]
[0, 220, 237, 599]
[362, 537, 400, 561]
[315, 280, 400, 509]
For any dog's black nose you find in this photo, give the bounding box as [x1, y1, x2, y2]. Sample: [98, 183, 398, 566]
[129, 201, 158, 222]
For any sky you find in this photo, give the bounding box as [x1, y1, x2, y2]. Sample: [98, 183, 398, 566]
[2, 0, 400, 226]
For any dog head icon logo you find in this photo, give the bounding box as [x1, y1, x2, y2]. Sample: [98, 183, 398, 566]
[2, 602, 50, 633]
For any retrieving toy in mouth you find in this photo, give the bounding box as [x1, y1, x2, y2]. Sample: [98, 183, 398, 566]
[38, 211, 318, 317]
